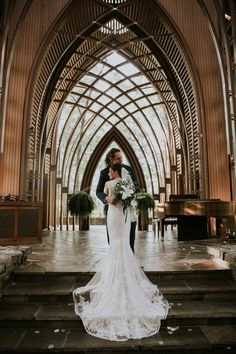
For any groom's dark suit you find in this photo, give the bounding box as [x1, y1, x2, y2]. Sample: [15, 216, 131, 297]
[96, 164, 139, 252]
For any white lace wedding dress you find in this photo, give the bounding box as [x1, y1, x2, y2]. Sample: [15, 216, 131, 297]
[73, 177, 169, 341]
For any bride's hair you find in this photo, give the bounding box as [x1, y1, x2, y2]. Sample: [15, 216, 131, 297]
[110, 164, 122, 177]
[105, 148, 120, 165]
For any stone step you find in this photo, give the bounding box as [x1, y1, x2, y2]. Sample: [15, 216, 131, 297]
[12, 268, 232, 281]
[0, 325, 236, 353]
[0, 301, 236, 329]
[2, 277, 236, 303]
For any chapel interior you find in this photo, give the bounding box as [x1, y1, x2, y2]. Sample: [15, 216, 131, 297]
[0, 0, 236, 352]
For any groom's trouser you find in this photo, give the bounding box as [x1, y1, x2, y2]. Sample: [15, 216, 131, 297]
[129, 221, 136, 252]
[105, 212, 136, 252]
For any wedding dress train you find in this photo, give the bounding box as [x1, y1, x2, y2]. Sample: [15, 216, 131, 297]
[73, 179, 169, 341]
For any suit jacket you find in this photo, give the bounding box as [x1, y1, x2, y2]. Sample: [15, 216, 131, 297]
[96, 164, 140, 208]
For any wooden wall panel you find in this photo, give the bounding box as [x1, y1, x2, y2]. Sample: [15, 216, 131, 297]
[7, 0, 28, 48]
[159, 0, 231, 200]
[203, 0, 219, 34]
[0, 0, 70, 196]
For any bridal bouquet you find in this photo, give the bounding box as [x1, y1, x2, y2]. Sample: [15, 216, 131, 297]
[112, 179, 137, 219]
[112, 181, 155, 220]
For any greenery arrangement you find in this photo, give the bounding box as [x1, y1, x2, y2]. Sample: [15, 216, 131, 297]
[112, 181, 155, 216]
[68, 191, 95, 218]
[135, 190, 155, 213]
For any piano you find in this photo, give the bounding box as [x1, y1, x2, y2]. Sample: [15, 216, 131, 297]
[155, 199, 236, 240]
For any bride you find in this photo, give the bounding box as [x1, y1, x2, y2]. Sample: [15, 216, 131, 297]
[73, 164, 169, 341]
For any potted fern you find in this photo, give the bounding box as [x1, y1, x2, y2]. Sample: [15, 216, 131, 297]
[135, 190, 155, 213]
[68, 191, 96, 230]
[135, 190, 155, 231]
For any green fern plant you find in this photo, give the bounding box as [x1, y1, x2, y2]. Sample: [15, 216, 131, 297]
[68, 191, 95, 218]
[135, 191, 155, 213]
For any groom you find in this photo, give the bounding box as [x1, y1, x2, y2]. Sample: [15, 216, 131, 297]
[96, 148, 139, 252]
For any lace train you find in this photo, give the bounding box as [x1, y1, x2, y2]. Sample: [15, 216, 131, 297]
[73, 244, 169, 341]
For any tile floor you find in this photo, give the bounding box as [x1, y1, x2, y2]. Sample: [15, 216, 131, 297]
[18, 225, 232, 273]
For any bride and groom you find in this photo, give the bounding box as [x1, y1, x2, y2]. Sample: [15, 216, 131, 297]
[73, 148, 169, 341]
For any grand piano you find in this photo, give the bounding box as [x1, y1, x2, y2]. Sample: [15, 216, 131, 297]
[155, 198, 236, 241]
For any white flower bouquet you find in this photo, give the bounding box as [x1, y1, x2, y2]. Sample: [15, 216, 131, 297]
[112, 179, 137, 220]
[112, 181, 155, 220]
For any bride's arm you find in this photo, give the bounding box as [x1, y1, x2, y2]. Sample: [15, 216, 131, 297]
[104, 182, 114, 204]
[104, 182, 109, 195]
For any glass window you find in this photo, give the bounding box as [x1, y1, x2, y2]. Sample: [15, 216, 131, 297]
[56, 48, 175, 223]
[90, 62, 110, 76]
[116, 108, 127, 118]
[80, 75, 97, 85]
[106, 87, 121, 98]
[131, 75, 149, 85]
[103, 70, 124, 83]
[97, 94, 112, 105]
[93, 79, 111, 91]
[116, 95, 130, 105]
[135, 97, 150, 107]
[107, 101, 120, 112]
[100, 108, 112, 118]
[117, 79, 134, 91]
[90, 101, 103, 112]
[118, 62, 140, 76]
[125, 102, 137, 113]
[108, 116, 120, 125]
[127, 90, 142, 100]
[105, 51, 126, 66]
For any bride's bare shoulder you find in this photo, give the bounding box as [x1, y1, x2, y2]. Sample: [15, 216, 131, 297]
[105, 180, 115, 186]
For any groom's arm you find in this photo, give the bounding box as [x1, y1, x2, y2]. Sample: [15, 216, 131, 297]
[96, 171, 108, 204]
[129, 166, 140, 192]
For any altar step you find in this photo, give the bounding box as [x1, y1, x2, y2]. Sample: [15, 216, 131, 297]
[1, 300, 236, 329]
[0, 325, 236, 354]
[2, 269, 236, 304]
[0, 301, 236, 330]
[0, 269, 236, 352]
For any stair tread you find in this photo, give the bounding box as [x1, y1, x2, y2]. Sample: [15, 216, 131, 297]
[13, 268, 231, 275]
[0, 303, 40, 319]
[1, 301, 236, 321]
[3, 279, 76, 295]
[0, 325, 236, 352]
[3, 278, 236, 296]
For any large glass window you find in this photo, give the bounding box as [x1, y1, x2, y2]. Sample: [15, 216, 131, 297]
[56, 51, 175, 221]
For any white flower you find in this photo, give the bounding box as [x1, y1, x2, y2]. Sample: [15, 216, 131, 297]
[121, 191, 131, 199]
[121, 186, 134, 199]
[131, 199, 137, 208]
